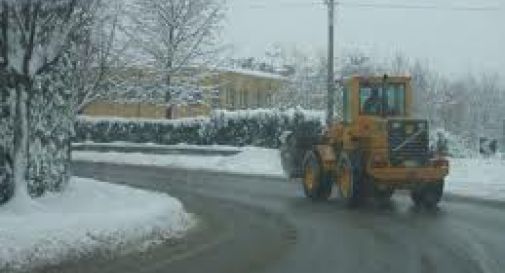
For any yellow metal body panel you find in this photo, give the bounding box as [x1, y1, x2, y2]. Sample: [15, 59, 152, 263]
[367, 166, 449, 184]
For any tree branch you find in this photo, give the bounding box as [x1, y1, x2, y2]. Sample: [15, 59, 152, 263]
[0, 2, 9, 69]
[23, 1, 40, 76]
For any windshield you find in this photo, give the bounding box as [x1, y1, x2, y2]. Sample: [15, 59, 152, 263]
[360, 83, 406, 116]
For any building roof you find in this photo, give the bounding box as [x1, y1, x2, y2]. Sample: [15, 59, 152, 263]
[216, 67, 287, 81]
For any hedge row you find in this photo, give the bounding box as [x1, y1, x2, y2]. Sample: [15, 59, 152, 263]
[75, 109, 325, 149]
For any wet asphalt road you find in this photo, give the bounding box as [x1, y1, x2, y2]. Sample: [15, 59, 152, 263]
[43, 162, 505, 273]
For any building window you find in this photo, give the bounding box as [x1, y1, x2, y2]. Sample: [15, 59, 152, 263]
[257, 91, 261, 108]
[230, 90, 236, 109]
[243, 90, 248, 108]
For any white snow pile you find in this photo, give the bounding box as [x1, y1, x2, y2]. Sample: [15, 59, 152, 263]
[79, 107, 324, 126]
[446, 156, 505, 201]
[211, 107, 324, 123]
[78, 115, 210, 126]
[430, 128, 476, 158]
[0, 177, 195, 272]
[74, 146, 284, 177]
[74, 144, 505, 202]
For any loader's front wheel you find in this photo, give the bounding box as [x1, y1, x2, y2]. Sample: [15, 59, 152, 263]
[411, 181, 444, 209]
[374, 187, 394, 204]
[337, 152, 362, 207]
[302, 151, 331, 201]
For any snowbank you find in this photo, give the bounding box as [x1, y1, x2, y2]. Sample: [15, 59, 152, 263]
[74, 146, 505, 202]
[78, 115, 209, 126]
[0, 177, 195, 272]
[73, 147, 285, 177]
[430, 128, 476, 158]
[446, 157, 505, 201]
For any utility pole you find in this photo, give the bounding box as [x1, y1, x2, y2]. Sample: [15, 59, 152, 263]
[326, 0, 336, 126]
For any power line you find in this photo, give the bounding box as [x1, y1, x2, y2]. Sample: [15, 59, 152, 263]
[339, 2, 502, 11]
[246, 1, 504, 12]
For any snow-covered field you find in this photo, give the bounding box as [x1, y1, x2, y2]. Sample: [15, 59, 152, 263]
[73, 145, 505, 202]
[0, 177, 195, 272]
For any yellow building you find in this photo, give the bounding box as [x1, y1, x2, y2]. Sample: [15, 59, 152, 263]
[204, 68, 287, 110]
[82, 101, 211, 120]
[82, 66, 286, 119]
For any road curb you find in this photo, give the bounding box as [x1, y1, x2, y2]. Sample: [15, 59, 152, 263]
[72, 143, 241, 156]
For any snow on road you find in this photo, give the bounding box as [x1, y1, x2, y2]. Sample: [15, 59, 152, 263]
[73, 146, 505, 201]
[0, 177, 195, 272]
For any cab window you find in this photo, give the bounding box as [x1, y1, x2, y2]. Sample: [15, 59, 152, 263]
[386, 84, 406, 116]
[359, 83, 406, 116]
[360, 85, 382, 115]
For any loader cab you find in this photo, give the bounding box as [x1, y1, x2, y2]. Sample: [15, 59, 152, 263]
[341, 75, 412, 123]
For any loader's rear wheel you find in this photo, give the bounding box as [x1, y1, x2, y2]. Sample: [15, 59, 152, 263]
[302, 151, 332, 201]
[411, 181, 444, 209]
[337, 152, 362, 207]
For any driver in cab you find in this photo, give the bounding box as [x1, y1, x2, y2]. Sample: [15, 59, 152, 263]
[363, 88, 382, 115]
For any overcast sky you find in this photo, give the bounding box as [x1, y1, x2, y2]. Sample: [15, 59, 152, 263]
[223, 0, 504, 78]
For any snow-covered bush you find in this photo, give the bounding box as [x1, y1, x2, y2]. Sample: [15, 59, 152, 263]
[430, 128, 476, 158]
[76, 109, 479, 159]
[0, 70, 13, 202]
[28, 72, 74, 196]
[75, 108, 324, 148]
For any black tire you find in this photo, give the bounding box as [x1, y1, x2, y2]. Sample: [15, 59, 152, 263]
[302, 151, 332, 201]
[337, 152, 363, 207]
[374, 187, 394, 204]
[411, 181, 444, 209]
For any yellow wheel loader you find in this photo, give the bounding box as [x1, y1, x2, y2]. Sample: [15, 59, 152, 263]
[280, 75, 449, 208]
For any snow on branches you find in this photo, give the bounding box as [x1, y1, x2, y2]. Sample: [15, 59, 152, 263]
[0, 0, 100, 203]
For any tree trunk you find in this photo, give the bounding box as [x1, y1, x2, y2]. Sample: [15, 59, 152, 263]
[165, 73, 172, 119]
[165, 73, 172, 103]
[12, 82, 30, 201]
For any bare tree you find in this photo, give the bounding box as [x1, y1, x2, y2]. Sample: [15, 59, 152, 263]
[340, 50, 377, 78]
[123, 0, 225, 102]
[73, 0, 122, 114]
[272, 48, 326, 110]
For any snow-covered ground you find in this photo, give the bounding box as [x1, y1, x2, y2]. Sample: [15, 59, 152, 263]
[0, 177, 195, 272]
[446, 157, 505, 201]
[73, 146, 505, 201]
[73, 146, 285, 177]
